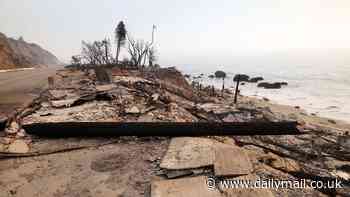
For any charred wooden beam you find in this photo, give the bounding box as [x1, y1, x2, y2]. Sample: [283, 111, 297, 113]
[0, 116, 7, 131]
[22, 121, 301, 137]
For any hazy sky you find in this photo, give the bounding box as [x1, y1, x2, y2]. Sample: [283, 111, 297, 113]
[1, 0, 350, 70]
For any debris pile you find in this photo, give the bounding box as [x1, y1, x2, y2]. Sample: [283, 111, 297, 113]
[152, 137, 273, 196]
[0, 66, 349, 196]
[21, 67, 285, 126]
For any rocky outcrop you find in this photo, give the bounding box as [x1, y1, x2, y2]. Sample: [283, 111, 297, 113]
[208, 74, 214, 79]
[214, 70, 226, 78]
[248, 76, 264, 83]
[257, 82, 288, 89]
[233, 74, 250, 82]
[0, 32, 61, 70]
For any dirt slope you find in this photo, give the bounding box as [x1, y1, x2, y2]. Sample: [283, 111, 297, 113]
[0, 32, 61, 70]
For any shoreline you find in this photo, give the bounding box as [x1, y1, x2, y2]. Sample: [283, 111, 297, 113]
[247, 94, 350, 124]
[241, 94, 350, 131]
[187, 71, 350, 125]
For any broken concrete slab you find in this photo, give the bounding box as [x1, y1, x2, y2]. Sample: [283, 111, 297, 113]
[258, 153, 301, 174]
[125, 106, 141, 114]
[160, 137, 215, 170]
[165, 170, 193, 179]
[137, 114, 156, 122]
[1, 137, 12, 145]
[160, 137, 253, 177]
[49, 90, 67, 99]
[113, 75, 153, 84]
[197, 103, 239, 114]
[95, 84, 116, 92]
[151, 175, 274, 197]
[8, 139, 29, 153]
[5, 121, 19, 134]
[151, 176, 220, 197]
[229, 187, 274, 197]
[22, 101, 117, 124]
[49, 89, 78, 100]
[214, 144, 253, 177]
[51, 98, 79, 108]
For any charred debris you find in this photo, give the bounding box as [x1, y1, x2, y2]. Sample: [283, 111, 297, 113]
[1, 66, 349, 196]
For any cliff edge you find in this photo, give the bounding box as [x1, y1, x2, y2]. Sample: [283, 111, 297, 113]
[0, 32, 61, 70]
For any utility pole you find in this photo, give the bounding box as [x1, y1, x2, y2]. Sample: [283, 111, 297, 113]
[151, 25, 156, 45]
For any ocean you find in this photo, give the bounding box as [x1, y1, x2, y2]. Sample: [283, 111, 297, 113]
[177, 64, 350, 122]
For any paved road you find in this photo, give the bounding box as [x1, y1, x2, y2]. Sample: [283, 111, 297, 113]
[0, 67, 59, 114]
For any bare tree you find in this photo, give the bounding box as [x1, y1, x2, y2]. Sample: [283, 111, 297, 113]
[102, 38, 113, 64]
[81, 40, 111, 65]
[127, 36, 149, 67]
[115, 21, 127, 64]
[126, 25, 157, 67]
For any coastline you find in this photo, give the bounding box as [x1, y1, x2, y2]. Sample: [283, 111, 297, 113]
[186, 70, 350, 124]
[242, 94, 350, 131]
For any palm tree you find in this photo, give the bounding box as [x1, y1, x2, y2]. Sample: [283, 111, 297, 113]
[115, 21, 127, 64]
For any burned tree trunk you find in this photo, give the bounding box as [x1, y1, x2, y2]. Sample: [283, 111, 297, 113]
[234, 75, 240, 104]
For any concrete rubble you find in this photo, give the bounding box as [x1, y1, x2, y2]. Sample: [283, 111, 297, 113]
[7, 139, 29, 153]
[160, 137, 216, 170]
[0, 66, 349, 196]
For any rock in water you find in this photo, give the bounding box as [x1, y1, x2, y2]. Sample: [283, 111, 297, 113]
[8, 140, 29, 153]
[214, 70, 226, 78]
[280, 82, 288, 86]
[257, 82, 282, 89]
[248, 77, 264, 83]
[257, 81, 288, 89]
[234, 74, 250, 82]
